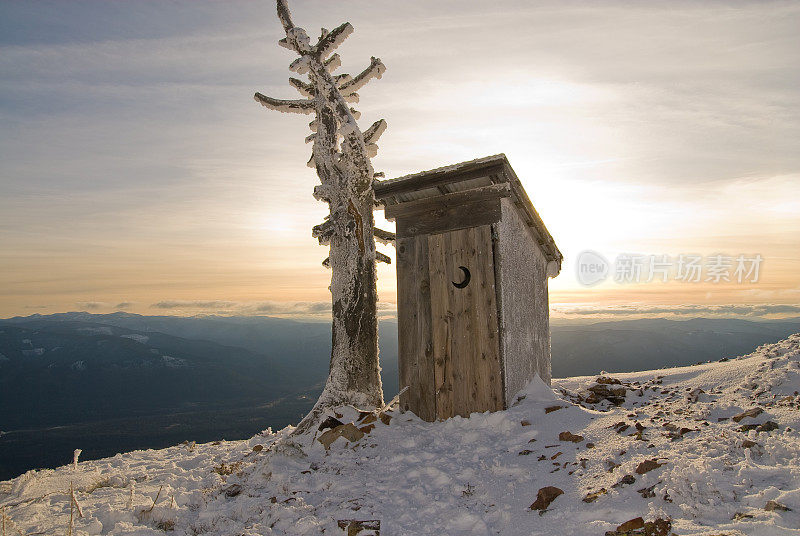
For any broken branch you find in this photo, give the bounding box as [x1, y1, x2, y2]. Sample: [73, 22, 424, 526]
[373, 227, 395, 244]
[312, 220, 334, 245]
[254, 93, 314, 114]
[339, 57, 385, 94]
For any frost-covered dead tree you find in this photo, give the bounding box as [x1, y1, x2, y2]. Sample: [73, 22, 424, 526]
[255, 0, 392, 434]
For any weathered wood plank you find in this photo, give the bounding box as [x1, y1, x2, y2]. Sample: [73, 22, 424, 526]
[374, 162, 505, 200]
[449, 228, 471, 416]
[396, 235, 435, 421]
[396, 236, 416, 415]
[428, 233, 454, 420]
[414, 237, 435, 422]
[470, 225, 504, 412]
[384, 183, 510, 220]
[397, 198, 501, 238]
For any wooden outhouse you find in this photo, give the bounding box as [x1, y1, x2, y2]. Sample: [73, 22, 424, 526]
[374, 154, 562, 421]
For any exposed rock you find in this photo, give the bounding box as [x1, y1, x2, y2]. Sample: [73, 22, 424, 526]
[521, 420, 531, 426]
[617, 517, 644, 532]
[635, 459, 664, 475]
[596, 376, 622, 385]
[545, 405, 565, 414]
[604, 517, 671, 536]
[337, 519, 380, 534]
[637, 484, 656, 498]
[686, 388, 705, 403]
[518, 449, 534, 456]
[765, 500, 791, 512]
[741, 439, 758, 449]
[529, 486, 563, 512]
[757, 421, 779, 433]
[318, 423, 365, 450]
[360, 413, 377, 425]
[732, 512, 754, 520]
[559, 431, 584, 443]
[583, 488, 607, 503]
[612, 474, 636, 488]
[605, 459, 621, 472]
[589, 384, 627, 405]
[318, 415, 345, 432]
[339, 423, 366, 442]
[252, 444, 264, 452]
[224, 484, 242, 497]
[732, 408, 763, 422]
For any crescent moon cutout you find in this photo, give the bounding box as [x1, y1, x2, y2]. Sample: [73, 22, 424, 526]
[452, 266, 471, 288]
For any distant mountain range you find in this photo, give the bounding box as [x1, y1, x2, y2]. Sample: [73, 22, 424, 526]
[550, 316, 800, 378]
[0, 311, 797, 480]
[0, 313, 400, 429]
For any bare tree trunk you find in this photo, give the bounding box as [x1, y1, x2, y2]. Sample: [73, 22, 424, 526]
[254, 0, 391, 435]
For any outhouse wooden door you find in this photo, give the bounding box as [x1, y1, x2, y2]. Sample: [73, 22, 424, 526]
[397, 223, 504, 421]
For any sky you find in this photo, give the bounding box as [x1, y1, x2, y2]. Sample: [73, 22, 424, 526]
[1, 0, 799, 320]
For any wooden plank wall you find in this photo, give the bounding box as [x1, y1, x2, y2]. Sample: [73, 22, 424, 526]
[428, 225, 504, 419]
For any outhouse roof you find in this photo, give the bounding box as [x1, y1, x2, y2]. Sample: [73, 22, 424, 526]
[374, 154, 562, 264]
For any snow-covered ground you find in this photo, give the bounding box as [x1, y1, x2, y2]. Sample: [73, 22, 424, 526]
[3, 334, 800, 535]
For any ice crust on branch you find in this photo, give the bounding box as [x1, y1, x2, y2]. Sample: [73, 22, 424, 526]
[316, 22, 354, 58]
[363, 119, 387, 144]
[324, 54, 342, 72]
[276, 0, 294, 33]
[289, 77, 314, 97]
[289, 56, 311, 74]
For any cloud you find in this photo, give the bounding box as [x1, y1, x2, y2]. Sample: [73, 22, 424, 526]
[151, 300, 238, 310]
[115, 302, 135, 309]
[77, 301, 105, 310]
[146, 299, 398, 319]
[551, 304, 800, 318]
[250, 301, 330, 315]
